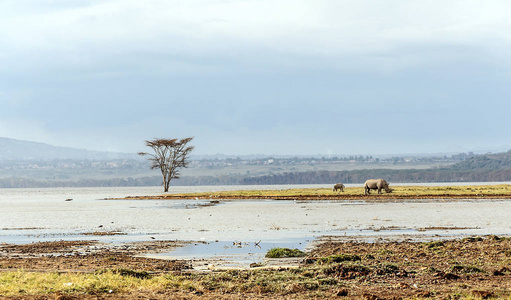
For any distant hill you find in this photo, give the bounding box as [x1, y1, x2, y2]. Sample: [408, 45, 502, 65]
[237, 150, 511, 185]
[450, 150, 511, 171]
[0, 137, 138, 161]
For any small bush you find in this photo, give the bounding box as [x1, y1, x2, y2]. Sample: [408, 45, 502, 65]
[375, 263, 400, 275]
[488, 235, 504, 241]
[265, 248, 307, 258]
[318, 254, 361, 264]
[424, 241, 445, 248]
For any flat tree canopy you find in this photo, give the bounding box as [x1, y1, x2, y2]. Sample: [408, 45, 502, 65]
[138, 137, 194, 192]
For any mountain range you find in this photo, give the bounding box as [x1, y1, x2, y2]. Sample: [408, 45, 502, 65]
[0, 137, 138, 161]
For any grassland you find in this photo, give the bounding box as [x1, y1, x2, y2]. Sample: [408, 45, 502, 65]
[122, 184, 511, 201]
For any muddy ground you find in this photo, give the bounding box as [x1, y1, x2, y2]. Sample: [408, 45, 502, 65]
[308, 236, 511, 299]
[1, 236, 511, 299]
[0, 240, 191, 273]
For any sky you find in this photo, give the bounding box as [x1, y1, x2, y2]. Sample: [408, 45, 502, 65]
[1, 0, 511, 156]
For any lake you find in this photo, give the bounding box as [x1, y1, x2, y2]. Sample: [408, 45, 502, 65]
[1, 183, 511, 268]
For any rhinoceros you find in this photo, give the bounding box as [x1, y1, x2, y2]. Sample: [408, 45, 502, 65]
[333, 183, 345, 192]
[364, 179, 392, 195]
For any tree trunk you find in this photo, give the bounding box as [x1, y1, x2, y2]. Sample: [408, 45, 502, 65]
[162, 170, 169, 192]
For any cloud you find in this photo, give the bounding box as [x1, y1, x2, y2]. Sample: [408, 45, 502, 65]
[0, 117, 53, 144]
[2, 0, 511, 75]
[1, 1, 511, 154]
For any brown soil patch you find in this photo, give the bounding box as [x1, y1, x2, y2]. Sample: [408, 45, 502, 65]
[307, 236, 511, 299]
[0, 240, 190, 273]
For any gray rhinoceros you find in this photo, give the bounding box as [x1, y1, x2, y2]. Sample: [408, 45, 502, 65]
[333, 183, 345, 192]
[364, 179, 392, 195]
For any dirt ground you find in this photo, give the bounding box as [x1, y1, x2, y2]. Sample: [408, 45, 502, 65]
[308, 236, 511, 299]
[0, 240, 191, 273]
[1, 236, 511, 299]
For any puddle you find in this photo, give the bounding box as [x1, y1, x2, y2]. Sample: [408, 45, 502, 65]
[145, 237, 312, 270]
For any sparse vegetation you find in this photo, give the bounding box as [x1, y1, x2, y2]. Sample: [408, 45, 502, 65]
[265, 248, 307, 258]
[462, 236, 484, 242]
[424, 241, 445, 249]
[150, 184, 511, 200]
[1, 236, 511, 299]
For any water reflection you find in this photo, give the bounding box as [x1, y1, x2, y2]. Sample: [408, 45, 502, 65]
[147, 237, 312, 269]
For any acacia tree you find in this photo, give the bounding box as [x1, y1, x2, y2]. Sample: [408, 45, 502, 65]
[138, 137, 194, 192]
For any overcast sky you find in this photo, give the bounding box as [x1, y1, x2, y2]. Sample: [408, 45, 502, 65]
[1, 0, 511, 155]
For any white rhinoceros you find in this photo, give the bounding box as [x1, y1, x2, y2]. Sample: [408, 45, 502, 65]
[333, 183, 345, 192]
[364, 179, 392, 195]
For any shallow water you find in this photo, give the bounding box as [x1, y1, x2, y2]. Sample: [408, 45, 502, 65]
[147, 237, 313, 269]
[1, 184, 511, 267]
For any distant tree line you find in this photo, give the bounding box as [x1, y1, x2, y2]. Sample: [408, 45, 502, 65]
[238, 151, 511, 184]
[2, 168, 511, 188]
[191, 152, 472, 169]
[238, 169, 511, 185]
[0, 177, 161, 188]
[1, 151, 511, 188]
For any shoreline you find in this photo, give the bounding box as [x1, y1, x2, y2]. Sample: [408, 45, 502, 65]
[109, 184, 511, 201]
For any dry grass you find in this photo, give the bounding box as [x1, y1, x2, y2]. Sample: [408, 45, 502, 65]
[390, 184, 511, 196]
[0, 270, 185, 296]
[163, 184, 511, 199]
